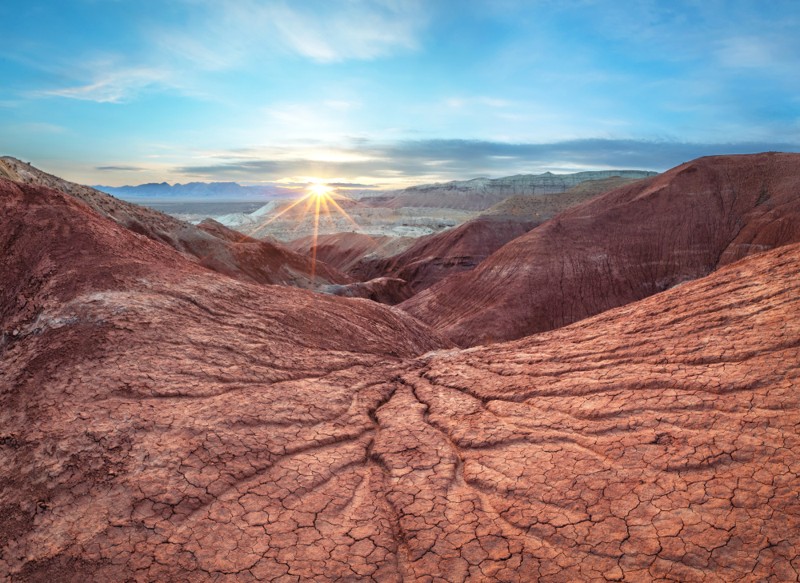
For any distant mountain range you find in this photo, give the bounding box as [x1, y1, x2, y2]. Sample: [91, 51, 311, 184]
[94, 181, 297, 201]
[94, 170, 659, 205]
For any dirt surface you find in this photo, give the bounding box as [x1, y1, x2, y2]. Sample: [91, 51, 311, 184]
[0, 157, 344, 289]
[2, 159, 800, 581]
[403, 153, 800, 346]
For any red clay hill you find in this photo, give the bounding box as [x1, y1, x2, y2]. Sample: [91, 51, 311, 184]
[402, 152, 800, 346]
[0, 157, 347, 288]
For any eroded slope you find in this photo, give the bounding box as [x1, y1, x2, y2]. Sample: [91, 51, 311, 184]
[1, 171, 799, 581]
[0, 157, 345, 288]
[403, 152, 800, 346]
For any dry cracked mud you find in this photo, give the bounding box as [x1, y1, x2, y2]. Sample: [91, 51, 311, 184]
[1, 173, 799, 581]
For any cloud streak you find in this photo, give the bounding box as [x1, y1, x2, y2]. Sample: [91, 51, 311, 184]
[96, 165, 146, 172]
[36, 67, 169, 103]
[174, 138, 800, 183]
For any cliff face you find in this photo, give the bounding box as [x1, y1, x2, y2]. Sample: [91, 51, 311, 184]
[402, 153, 800, 346]
[2, 171, 799, 581]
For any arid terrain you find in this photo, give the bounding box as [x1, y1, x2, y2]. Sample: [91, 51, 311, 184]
[402, 153, 800, 346]
[1, 154, 799, 582]
[196, 171, 653, 244]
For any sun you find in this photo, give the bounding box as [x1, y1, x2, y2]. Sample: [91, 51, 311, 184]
[252, 181, 360, 282]
[308, 183, 333, 199]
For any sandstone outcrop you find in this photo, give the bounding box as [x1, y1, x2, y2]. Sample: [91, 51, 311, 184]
[481, 176, 643, 218]
[362, 170, 657, 211]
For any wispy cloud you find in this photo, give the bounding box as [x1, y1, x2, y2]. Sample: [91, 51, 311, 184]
[96, 165, 146, 172]
[36, 67, 170, 103]
[157, 0, 429, 68]
[270, 0, 425, 62]
[12, 122, 67, 134]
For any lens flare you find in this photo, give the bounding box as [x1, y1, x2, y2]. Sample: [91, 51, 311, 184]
[254, 182, 360, 281]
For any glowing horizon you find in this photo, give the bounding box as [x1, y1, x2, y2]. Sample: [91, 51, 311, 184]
[1, 1, 798, 188]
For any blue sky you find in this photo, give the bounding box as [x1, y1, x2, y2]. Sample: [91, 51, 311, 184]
[1, 0, 798, 187]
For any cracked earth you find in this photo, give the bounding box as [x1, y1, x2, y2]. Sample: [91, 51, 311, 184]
[1, 178, 800, 581]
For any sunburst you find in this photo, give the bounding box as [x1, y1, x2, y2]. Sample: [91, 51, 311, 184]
[255, 182, 360, 280]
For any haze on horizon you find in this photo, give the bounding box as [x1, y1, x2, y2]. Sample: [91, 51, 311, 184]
[0, 0, 798, 189]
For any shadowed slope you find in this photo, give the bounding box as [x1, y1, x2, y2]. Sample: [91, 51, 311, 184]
[402, 153, 800, 346]
[1, 167, 799, 581]
[0, 157, 344, 288]
[319, 277, 414, 305]
[359, 217, 536, 292]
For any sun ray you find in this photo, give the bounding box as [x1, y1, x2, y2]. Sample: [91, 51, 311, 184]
[310, 190, 322, 280]
[325, 196, 361, 231]
[255, 182, 363, 282]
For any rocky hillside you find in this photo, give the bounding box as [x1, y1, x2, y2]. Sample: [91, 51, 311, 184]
[402, 153, 800, 346]
[0, 157, 346, 288]
[355, 217, 537, 292]
[362, 170, 657, 211]
[481, 176, 643, 218]
[1, 171, 798, 580]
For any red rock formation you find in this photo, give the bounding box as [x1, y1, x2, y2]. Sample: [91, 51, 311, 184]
[0, 157, 343, 288]
[195, 218, 350, 287]
[403, 153, 800, 346]
[197, 217, 262, 243]
[2, 171, 798, 580]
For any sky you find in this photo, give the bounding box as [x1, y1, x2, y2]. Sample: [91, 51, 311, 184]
[1, 0, 799, 188]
